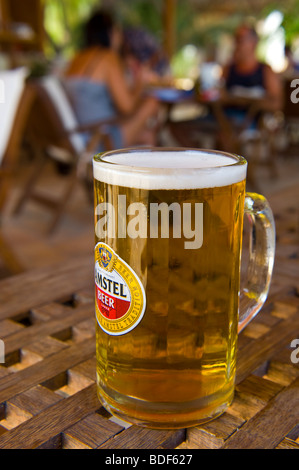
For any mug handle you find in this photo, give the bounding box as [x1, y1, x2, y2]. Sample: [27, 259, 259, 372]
[238, 192, 276, 333]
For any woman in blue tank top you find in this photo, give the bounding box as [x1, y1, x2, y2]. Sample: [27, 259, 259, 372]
[166, 25, 282, 152]
[63, 10, 160, 150]
[222, 25, 282, 127]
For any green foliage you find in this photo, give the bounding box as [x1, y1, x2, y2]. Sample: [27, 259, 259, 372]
[114, 0, 163, 36]
[43, 0, 299, 60]
[281, 1, 299, 45]
[258, 0, 299, 45]
[43, 0, 165, 57]
[44, 0, 100, 56]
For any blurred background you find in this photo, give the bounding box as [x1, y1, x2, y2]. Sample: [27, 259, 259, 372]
[1, 0, 297, 77]
[0, 0, 299, 278]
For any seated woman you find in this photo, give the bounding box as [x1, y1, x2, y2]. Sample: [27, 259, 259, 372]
[222, 24, 282, 126]
[168, 24, 282, 151]
[63, 10, 160, 150]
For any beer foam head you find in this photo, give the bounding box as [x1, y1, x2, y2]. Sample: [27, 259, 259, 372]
[93, 149, 247, 189]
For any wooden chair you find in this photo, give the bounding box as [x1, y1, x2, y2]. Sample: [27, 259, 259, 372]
[0, 67, 35, 274]
[13, 74, 115, 233]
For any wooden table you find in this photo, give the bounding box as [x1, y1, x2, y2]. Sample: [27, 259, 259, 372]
[161, 88, 274, 130]
[0, 184, 298, 450]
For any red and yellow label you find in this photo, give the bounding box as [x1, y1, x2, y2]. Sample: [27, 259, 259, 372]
[95, 242, 146, 335]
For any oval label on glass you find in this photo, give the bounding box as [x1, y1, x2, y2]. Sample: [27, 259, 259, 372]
[94, 242, 146, 335]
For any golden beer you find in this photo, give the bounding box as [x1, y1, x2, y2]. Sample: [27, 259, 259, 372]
[93, 149, 272, 428]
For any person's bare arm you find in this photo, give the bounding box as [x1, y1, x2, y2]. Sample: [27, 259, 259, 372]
[104, 51, 145, 115]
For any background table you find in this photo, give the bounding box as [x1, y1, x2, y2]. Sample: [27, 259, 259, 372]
[0, 184, 298, 449]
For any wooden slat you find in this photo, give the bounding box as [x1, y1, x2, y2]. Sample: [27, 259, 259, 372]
[0, 337, 95, 403]
[2, 301, 93, 355]
[223, 377, 299, 449]
[98, 426, 186, 450]
[0, 254, 93, 320]
[236, 311, 299, 385]
[0, 384, 99, 449]
[276, 438, 299, 449]
[63, 412, 123, 449]
[186, 413, 244, 449]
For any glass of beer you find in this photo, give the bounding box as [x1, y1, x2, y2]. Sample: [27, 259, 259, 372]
[93, 148, 275, 429]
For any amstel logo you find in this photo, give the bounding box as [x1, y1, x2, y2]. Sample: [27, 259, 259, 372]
[95, 242, 146, 335]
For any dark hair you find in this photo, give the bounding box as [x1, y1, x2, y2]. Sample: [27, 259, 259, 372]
[235, 24, 258, 42]
[84, 10, 114, 48]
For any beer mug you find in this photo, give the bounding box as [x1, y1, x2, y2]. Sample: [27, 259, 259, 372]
[93, 148, 275, 429]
